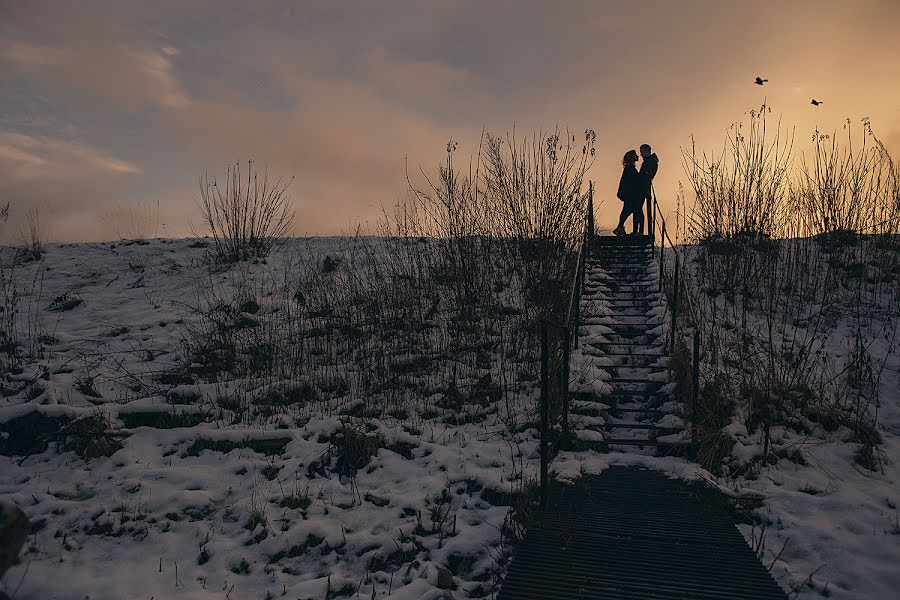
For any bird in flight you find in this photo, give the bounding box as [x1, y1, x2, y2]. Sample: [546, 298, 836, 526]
[755, 76, 768, 85]
[811, 99, 823, 106]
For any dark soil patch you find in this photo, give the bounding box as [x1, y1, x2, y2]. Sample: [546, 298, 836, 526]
[182, 436, 291, 457]
[119, 411, 211, 429]
[47, 292, 82, 312]
[384, 440, 416, 459]
[480, 487, 512, 507]
[57, 416, 122, 458]
[268, 534, 325, 564]
[0, 410, 70, 456]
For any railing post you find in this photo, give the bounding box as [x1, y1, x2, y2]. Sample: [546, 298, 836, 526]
[671, 253, 680, 354]
[574, 240, 584, 350]
[573, 271, 580, 351]
[562, 326, 571, 449]
[691, 329, 701, 450]
[659, 222, 666, 293]
[588, 181, 595, 240]
[584, 226, 590, 265]
[540, 322, 549, 509]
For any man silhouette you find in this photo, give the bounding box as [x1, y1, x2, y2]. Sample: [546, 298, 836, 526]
[636, 144, 659, 235]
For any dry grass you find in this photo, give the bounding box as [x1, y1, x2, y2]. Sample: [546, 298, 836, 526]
[677, 106, 900, 472]
[197, 159, 294, 263]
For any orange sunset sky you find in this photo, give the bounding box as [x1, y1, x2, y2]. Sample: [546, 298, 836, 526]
[1, 0, 899, 242]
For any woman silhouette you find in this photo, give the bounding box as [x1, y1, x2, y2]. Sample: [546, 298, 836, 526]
[613, 150, 642, 236]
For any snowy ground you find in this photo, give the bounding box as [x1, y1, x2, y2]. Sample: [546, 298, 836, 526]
[549, 236, 900, 599]
[674, 240, 900, 599]
[0, 238, 540, 600]
[1, 236, 898, 599]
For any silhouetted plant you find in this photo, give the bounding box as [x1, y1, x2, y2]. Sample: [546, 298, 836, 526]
[403, 128, 596, 320]
[677, 107, 899, 473]
[796, 118, 897, 236]
[0, 203, 19, 370]
[197, 159, 294, 263]
[682, 105, 793, 242]
[103, 199, 161, 242]
[20, 207, 45, 261]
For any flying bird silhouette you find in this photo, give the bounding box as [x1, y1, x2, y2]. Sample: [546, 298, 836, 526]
[811, 99, 823, 106]
[755, 76, 768, 85]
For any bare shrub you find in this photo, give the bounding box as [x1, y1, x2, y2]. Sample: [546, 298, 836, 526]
[55, 413, 121, 459]
[162, 127, 594, 435]
[404, 128, 596, 319]
[480, 129, 595, 246]
[0, 203, 19, 369]
[682, 105, 793, 242]
[795, 119, 898, 237]
[103, 199, 160, 242]
[679, 108, 899, 473]
[19, 207, 46, 261]
[197, 160, 294, 263]
[333, 420, 381, 477]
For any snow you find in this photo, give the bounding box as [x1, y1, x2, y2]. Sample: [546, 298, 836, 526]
[0, 238, 537, 600]
[555, 236, 900, 599]
[1, 235, 898, 599]
[667, 239, 900, 599]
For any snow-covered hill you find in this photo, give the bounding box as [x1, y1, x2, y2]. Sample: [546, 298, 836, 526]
[1, 236, 897, 599]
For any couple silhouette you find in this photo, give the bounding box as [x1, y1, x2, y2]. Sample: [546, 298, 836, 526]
[614, 144, 658, 237]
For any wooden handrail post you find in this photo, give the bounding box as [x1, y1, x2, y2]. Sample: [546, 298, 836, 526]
[573, 263, 581, 351]
[562, 326, 571, 449]
[540, 322, 549, 509]
[671, 253, 680, 354]
[588, 181, 594, 240]
[691, 330, 701, 454]
[659, 222, 666, 293]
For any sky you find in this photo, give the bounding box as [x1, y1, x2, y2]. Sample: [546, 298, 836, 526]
[1, 0, 899, 242]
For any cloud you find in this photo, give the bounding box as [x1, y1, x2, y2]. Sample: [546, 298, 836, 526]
[0, 1, 189, 111]
[159, 47, 485, 231]
[357, 47, 489, 120]
[165, 98, 449, 232]
[0, 133, 142, 176]
[0, 133, 142, 242]
[0, 140, 46, 167]
[1, 0, 898, 240]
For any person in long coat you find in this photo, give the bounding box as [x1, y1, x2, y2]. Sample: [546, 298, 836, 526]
[635, 144, 659, 234]
[614, 150, 642, 236]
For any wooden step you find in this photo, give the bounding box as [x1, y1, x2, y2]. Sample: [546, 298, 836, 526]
[597, 352, 665, 357]
[600, 332, 662, 341]
[584, 341, 664, 348]
[586, 288, 660, 294]
[583, 320, 662, 327]
[592, 280, 656, 286]
[574, 437, 691, 455]
[601, 393, 674, 403]
[601, 422, 681, 431]
[584, 282, 658, 288]
[606, 408, 669, 417]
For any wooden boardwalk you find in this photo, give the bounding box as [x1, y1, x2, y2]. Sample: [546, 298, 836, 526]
[498, 466, 787, 599]
[501, 234, 786, 599]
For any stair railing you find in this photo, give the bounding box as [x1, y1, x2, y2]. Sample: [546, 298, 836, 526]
[649, 186, 701, 454]
[539, 182, 594, 507]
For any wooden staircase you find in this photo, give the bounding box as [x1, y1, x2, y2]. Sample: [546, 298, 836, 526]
[569, 235, 690, 455]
